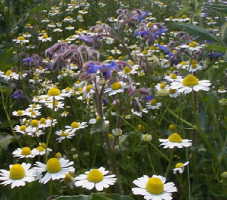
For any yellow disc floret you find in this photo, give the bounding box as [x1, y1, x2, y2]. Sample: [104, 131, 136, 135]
[21, 147, 31, 155]
[168, 133, 183, 143]
[175, 162, 184, 168]
[150, 99, 157, 105]
[19, 125, 27, 131]
[146, 177, 164, 194]
[9, 164, 25, 180]
[111, 82, 122, 90]
[31, 120, 39, 127]
[124, 66, 132, 74]
[182, 74, 199, 87]
[87, 169, 104, 183]
[71, 121, 80, 128]
[48, 88, 61, 96]
[46, 158, 61, 173]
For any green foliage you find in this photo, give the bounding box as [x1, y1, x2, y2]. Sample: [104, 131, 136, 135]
[173, 23, 220, 43]
[56, 193, 134, 200]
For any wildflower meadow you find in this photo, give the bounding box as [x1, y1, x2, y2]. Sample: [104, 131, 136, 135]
[0, 0, 227, 199]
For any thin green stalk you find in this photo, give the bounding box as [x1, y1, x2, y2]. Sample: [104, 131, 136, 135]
[165, 149, 174, 177]
[186, 149, 191, 200]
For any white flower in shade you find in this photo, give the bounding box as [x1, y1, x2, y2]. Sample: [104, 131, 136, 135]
[12, 110, 25, 117]
[159, 133, 192, 149]
[0, 70, 20, 80]
[104, 81, 126, 96]
[170, 74, 211, 94]
[12, 147, 36, 159]
[74, 167, 117, 191]
[173, 161, 189, 174]
[65, 121, 88, 133]
[24, 108, 41, 118]
[32, 143, 52, 156]
[146, 99, 162, 110]
[38, 33, 52, 42]
[35, 157, 75, 184]
[14, 125, 35, 136]
[132, 175, 177, 200]
[13, 36, 29, 44]
[164, 73, 182, 82]
[55, 130, 75, 142]
[0, 163, 35, 188]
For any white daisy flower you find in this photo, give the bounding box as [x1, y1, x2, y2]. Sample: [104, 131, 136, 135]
[0, 163, 35, 188]
[13, 36, 29, 44]
[0, 70, 20, 80]
[12, 147, 36, 159]
[14, 125, 35, 135]
[65, 121, 88, 134]
[32, 143, 52, 156]
[173, 161, 189, 174]
[170, 74, 211, 94]
[55, 130, 75, 142]
[164, 73, 182, 82]
[168, 89, 180, 98]
[159, 133, 192, 149]
[38, 33, 52, 42]
[12, 110, 26, 117]
[74, 167, 116, 191]
[24, 108, 41, 118]
[132, 175, 177, 200]
[35, 157, 75, 184]
[146, 99, 162, 110]
[104, 81, 126, 96]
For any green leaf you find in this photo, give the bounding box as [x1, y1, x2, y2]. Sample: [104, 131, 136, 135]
[206, 44, 227, 53]
[55, 194, 134, 200]
[105, 193, 134, 200]
[173, 23, 220, 43]
[55, 195, 91, 200]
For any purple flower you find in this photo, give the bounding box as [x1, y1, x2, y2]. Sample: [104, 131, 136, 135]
[78, 35, 95, 44]
[22, 57, 33, 66]
[11, 90, 25, 99]
[144, 95, 153, 101]
[87, 63, 102, 73]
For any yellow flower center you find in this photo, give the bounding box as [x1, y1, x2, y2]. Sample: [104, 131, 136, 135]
[124, 66, 132, 74]
[40, 118, 46, 124]
[5, 70, 12, 76]
[175, 162, 184, 168]
[43, 33, 49, 39]
[9, 164, 25, 180]
[46, 158, 62, 173]
[60, 131, 69, 137]
[188, 41, 198, 47]
[87, 169, 104, 183]
[182, 74, 199, 87]
[17, 110, 24, 116]
[160, 82, 167, 89]
[17, 36, 25, 41]
[169, 89, 176, 94]
[179, 61, 187, 65]
[111, 82, 122, 90]
[191, 60, 198, 68]
[31, 120, 39, 127]
[21, 147, 31, 155]
[86, 85, 93, 92]
[150, 99, 157, 105]
[36, 145, 45, 152]
[168, 133, 183, 143]
[146, 177, 164, 194]
[71, 121, 80, 128]
[19, 125, 27, 131]
[48, 88, 61, 96]
[170, 73, 177, 79]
